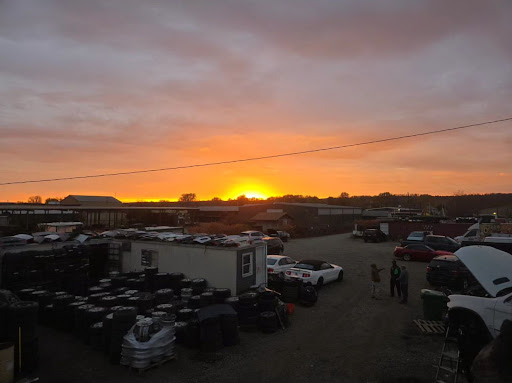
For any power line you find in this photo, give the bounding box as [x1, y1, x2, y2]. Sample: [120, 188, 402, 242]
[1, 116, 511, 186]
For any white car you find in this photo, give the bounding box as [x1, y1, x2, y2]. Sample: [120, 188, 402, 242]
[267, 255, 297, 277]
[285, 260, 343, 288]
[447, 246, 512, 362]
[240, 231, 266, 243]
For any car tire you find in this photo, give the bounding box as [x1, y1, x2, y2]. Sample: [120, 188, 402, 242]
[278, 272, 284, 279]
[402, 253, 412, 261]
[336, 271, 344, 282]
[316, 277, 324, 290]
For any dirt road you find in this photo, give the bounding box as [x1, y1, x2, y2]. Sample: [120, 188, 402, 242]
[38, 234, 443, 383]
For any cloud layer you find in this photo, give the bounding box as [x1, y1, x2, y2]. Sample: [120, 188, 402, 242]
[1, 0, 511, 201]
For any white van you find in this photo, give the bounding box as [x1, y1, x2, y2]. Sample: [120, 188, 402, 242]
[484, 236, 512, 244]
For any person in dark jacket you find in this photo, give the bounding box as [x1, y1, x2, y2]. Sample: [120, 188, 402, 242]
[390, 260, 401, 298]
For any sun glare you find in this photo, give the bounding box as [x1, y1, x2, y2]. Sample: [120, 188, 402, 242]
[224, 182, 274, 200]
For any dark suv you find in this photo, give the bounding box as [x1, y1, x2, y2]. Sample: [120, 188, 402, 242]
[426, 255, 473, 291]
[363, 229, 387, 243]
[262, 236, 284, 255]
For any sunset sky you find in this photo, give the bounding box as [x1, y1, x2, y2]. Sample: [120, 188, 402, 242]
[1, 0, 511, 202]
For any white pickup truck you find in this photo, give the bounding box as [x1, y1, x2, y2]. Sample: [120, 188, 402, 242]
[447, 246, 512, 368]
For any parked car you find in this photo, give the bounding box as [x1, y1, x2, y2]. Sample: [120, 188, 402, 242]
[0, 236, 27, 248]
[447, 246, 512, 369]
[261, 236, 284, 255]
[240, 231, 266, 243]
[405, 231, 432, 242]
[267, 255, 297, 278]
[400, 234, 461, 253]
[394, 244, 452, 262]
[285, 260, 343, 288]
[426, 254, 473, 290]
[267, 229, 291, 242]
[363, 229, 387, 243]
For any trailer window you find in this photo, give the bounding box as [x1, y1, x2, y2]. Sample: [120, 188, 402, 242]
[141, 249, 158, 267]
[242, 252, 253, 277]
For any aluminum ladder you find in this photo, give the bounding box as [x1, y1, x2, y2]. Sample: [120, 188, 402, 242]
[434, 326, 461, 383]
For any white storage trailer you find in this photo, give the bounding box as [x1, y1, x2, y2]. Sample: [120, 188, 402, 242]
[120, 241, 268, 295]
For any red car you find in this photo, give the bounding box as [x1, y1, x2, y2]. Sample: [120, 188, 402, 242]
[394, 244, 452, 262]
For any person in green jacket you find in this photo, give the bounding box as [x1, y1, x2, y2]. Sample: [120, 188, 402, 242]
[390, 260, 401, 298]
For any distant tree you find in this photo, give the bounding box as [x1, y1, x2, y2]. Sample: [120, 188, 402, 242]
[45, 197, 61, 204]
[453, 190, 466, 196]
[339, 192, 350, 199]
[27, 195, 42, 204]
[211, 197, 222, 202]
[178, 193, 196, 202]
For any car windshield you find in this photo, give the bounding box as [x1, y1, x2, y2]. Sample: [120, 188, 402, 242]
[267, 259, 278, 265]
[239, 233, 249, 236]
[294, 263, 315, 271]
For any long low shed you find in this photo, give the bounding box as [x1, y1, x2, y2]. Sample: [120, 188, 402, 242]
[120, 241, 268, 294]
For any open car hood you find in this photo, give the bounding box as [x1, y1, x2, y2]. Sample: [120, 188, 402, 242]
[454, 246, 512, 297]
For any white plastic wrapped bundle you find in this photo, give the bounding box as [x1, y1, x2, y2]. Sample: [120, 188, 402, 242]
[120, 318, 176, 369]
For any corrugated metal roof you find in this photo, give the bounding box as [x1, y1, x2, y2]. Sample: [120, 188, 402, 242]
[276, 202, 359, 209]
[66, 195, 122, 204]
[251, 212, 290, 221]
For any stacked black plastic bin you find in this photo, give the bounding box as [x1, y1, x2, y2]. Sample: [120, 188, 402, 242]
[109, 307, 137, 364]
[7, 301, 39, 373]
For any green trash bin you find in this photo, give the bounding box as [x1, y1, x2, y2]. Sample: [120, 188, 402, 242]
[421, 289, 449, 320]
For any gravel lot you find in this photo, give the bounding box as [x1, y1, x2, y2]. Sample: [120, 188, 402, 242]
[37, 233, 445, 383]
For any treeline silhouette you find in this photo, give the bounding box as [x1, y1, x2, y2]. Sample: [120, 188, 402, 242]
[127, 193, 512, 217]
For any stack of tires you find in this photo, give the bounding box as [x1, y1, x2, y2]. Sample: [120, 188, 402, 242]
[237, 293, 259, 330]
[281, 278, 302, 303]
[109, 307, 138, 364]
[299, 286, 318, 306]
[169, 272, 185, 291]
[7, 301, 39, 373]
[191, 278, 207, 295]
[213, 288, 231, 304]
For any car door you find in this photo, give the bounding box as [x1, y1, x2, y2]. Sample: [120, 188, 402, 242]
[416, 245, 434, 261]
[494, 293, 512, 337]
[319, 263, 336, 282]
[277, 258, 288, 273]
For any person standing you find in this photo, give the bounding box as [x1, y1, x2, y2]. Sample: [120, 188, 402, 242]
[371, 264, 384, 299]
[397, 265, 409, 304]
[390, 260, 401, 298]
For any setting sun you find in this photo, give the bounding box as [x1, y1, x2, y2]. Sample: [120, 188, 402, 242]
[223, 181, 275, 200]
